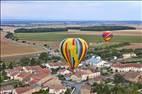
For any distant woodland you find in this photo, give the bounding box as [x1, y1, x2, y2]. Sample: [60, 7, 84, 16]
[14, 26, 136, 33]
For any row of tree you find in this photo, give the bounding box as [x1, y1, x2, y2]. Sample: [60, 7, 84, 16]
[14, 28, 68, 33]
[80, 26, 136, 31]
[14, 26, 136, 33]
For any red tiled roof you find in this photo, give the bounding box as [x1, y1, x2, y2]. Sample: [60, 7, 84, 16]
[29, 79, 39, 84]
[11, 72, 19, 76]
[41, 68, 51, 74]
[94, 76, 103, 81]
[7, 66, 51, 85]
[112, 63, 142, 68]
[42, 77, 65, 90]
[15, 86, 32, 94]
[122, 72, 141, 79]
[6, 67, 22, 76]
[72, 69, 93, 78]
[0, 85, 14, 91]
[58, 69, 67, 73]
[31, 66, 42, 70]
[25, 66, 41, 71]
[24, 66, 32, 70]
[48, 62, 66, 66]
[17, 72, 31, 79]
[15, 66, 23, 70]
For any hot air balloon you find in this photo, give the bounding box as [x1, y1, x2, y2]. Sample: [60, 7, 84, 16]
[60, 38, 88, 72]
[102, 31, 113, 42]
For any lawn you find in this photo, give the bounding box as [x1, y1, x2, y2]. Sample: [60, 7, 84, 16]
[15, 32, 142, 43]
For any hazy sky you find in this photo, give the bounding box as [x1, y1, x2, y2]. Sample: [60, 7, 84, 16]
[1, 1, 142, 21]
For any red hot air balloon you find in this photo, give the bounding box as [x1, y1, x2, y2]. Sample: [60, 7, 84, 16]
[102, 31, 113, 42]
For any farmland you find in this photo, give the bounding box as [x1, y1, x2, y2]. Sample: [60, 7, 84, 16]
[15, 31, 142, 43]
[0, 32, 44, 59]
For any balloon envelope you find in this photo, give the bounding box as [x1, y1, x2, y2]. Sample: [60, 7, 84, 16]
[60, 38, 88, 71]
[102, 31, 113, 42]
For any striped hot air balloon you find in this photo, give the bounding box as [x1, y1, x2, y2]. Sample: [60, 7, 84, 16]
[102, 31, 113, 42]
[60, 38, 88, 71]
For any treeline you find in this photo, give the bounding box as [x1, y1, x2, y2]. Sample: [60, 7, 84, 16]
[80, 26, 136, 31]
[14, 28, 68, 33]
[14, 26, 136, 33]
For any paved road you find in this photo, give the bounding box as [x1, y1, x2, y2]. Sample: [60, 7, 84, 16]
[62, 81, 85, 94]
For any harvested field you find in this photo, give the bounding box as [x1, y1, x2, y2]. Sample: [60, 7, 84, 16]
[0, 32, 45, 58]
[66, 30, 142, 36]
[119, 43, 142, 49]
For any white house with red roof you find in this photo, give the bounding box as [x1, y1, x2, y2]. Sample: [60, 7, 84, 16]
[6, 66, 51, 85]
[71, 69, 101, 82]
[122, 53, 136, 59]
[111, 63, 142, 72]
[14, 86, 40, 94]
[120, 72, 142, 84]
[44, 62, 67, 69]
[42, 77, 66, 94]
[0, 85, 14, 94]
[57, 69, 71, 75]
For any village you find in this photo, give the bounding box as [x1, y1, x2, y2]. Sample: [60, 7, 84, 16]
[1, 43, 142, 94]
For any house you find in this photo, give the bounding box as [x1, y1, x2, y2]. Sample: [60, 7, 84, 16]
[80, 83, 91, 94]
[44, 62, 67, 69]
[71, 69, 101, 82]
[91, 76, 104, 84]
[85, 56, 110, 68]
[57, 69, 71, 75]
[14, 86, 40, 94]
[6, 66, 51, 86]
[42, 77, 66, 94]
[111, 63, 142, 72]
[5, 66, 23, 79]
[0, 85, 14, 94]
[121, 72, 142, 84]
[123, 53, 136, 59]
[16, 72, 31, 81]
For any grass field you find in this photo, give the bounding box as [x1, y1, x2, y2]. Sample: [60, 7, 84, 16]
[15, 32, 142, 43]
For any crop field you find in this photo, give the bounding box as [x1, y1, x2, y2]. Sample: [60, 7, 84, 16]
[0, 32, 44, 58]
[15, 32, 142, 43]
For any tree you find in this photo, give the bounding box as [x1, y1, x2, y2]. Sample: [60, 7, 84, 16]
[113, 74, 126, 84]
[22, 41, 26, 43]
[51, 56, 61, 62]
[5, 32, 15, 40]
[58, 74, 65, 80]
[30, 58, 39, 65]
[32, 89, 49, 94]
[64, 88, 71, 94]
[2, 63, 6, 70]
[8, 62, 13, 69]
[44, 44, 47, 47]
[15, 38, 19, 41]
[19, 57, 31, 66]
[0, 71, 8, 83]
[39, 52, 48, 63]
